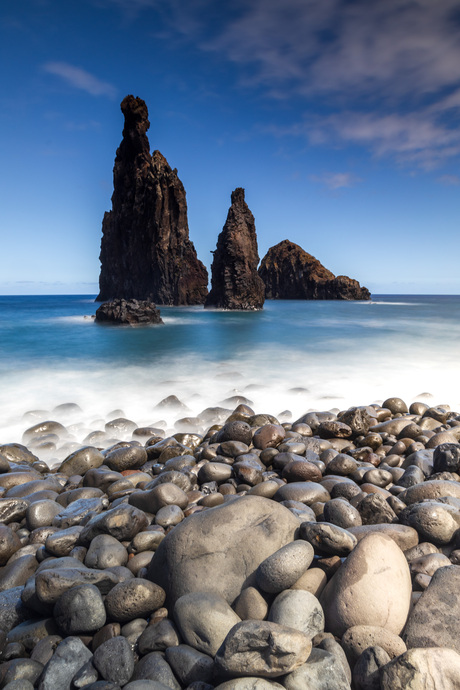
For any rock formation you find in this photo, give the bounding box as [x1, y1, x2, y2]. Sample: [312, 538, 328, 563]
[95, 298, 163, 325]
[258, 240, 370, 300]
[205, 188, 265, 310]
[96, 95, 208, 305]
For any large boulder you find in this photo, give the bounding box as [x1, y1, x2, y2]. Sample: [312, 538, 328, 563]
[97, 95, 208, 305]
[205, 188, 265, 310]
[95, 298, 163, 325]
[258, 239, 370, 300]
[146, 495, 299, 606]
[403, 565, 460, 653]
[320, 532, 411, 637]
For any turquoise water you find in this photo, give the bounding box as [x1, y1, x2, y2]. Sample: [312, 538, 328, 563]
[1, 294, 459, 446]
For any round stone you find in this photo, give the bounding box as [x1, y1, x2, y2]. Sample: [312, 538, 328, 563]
[320, 532, 412, 637]
[299, 521, 357, 556]
[274, 482, 330, 505]
[256, 541, 314, 593]
[92, 635, 135, 686]
[174, 591, 242, 656]
[268, 590, 325, 639]
[322, 498, 362, 529]
[53, 583, 106, 634]
[104, 578, 165, 623]
[84, 534, 129, 569]
[341, 625, 407, 664]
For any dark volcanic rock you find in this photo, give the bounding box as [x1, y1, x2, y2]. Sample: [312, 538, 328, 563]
[95, 299, 163, 325]
[258, 239, 370, 300]
[97, 95, 208, 305]
[205, 188, 265, 310]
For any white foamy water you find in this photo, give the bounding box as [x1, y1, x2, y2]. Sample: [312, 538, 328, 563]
[1, 294, 459, 462]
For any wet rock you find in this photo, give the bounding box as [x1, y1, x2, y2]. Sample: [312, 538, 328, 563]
[96, 299, 163, 325]
[0, 525, 21, 565]
[84, 534, 129, 569]
[300, 521, 357, 556]
[79, 503, 149, 544]
[97, 95, 208, 305]
[58, 446, 105, 476]
[205, 188, 264, 310]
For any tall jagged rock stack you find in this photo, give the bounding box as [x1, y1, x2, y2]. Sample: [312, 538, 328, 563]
[97, 95, 208, 305]
[205, 188, 265, 310]
[259, 240, 370, 300]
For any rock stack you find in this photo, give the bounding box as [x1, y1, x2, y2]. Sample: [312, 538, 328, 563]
[205, 188, 265, 310]
[97, 95, 208, 306]
[2, 397, 460, 686]
[259, 239, 370, 300]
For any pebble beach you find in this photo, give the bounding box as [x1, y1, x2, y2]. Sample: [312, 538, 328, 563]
[1, 394, 460, 689]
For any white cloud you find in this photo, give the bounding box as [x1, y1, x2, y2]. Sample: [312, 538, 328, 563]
[309, 172, 362, 190]
[43, 62, 117, 98]
[438, 174, 460, 186]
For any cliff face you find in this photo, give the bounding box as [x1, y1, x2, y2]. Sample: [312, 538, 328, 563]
[205, 188, 265, 310]
[259, 240, 370, 300]
[97, 95, 208, 305]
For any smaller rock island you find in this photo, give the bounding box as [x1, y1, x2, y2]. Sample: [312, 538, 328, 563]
[95, 298, 163, 325]
[259, 239, 370, 300]
[205, 188, 265, 310]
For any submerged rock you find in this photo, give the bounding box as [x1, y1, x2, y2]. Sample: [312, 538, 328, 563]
[97, 95, 208, 305]
[258, 239, 370, 300]
[95, 298, 163, 325]
[205, 188, 265, 310]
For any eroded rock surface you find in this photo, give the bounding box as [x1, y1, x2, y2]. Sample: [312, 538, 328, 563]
[97, 95, 208, 305]
[205, 188, 265, 310]
[258, 239, 370, 300]
[95, 298, 163, 325]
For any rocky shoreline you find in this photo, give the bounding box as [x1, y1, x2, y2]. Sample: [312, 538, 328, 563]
[1, 396, 460, 688]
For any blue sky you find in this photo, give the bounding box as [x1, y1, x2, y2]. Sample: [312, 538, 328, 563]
[1, 0, 460, 295]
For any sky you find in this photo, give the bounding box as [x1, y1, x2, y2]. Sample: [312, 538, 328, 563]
[1, 0, 460, 295]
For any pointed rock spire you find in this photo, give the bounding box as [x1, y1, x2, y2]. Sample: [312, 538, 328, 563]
[205, 188, 265, 310]
[97, 95, 208, 305]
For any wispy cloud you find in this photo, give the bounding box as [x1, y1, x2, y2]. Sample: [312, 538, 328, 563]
[438, 174, 460, 186]
[200, 0, 460, 168]
[43, 62, 117, 98]
[309, 172, 362, 191]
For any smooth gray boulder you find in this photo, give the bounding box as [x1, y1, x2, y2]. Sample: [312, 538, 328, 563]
[147, 496, 299, 605]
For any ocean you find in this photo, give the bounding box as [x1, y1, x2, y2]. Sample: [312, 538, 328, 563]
[1, 294, 459, 455]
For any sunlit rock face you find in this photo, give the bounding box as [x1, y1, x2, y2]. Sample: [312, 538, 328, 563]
[97, 95, 208, 305]
[259, 239, 370, 300]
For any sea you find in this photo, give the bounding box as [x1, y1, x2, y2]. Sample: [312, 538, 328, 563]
[1, 294, 459, 454]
